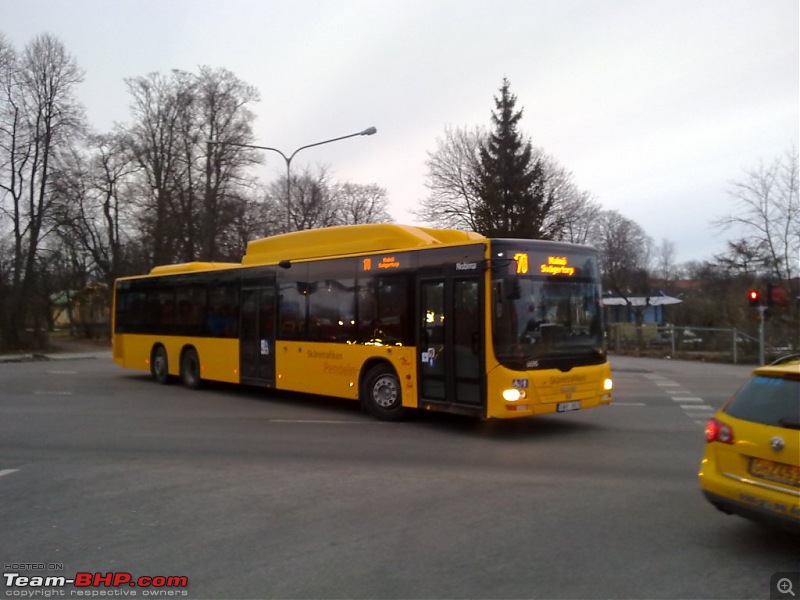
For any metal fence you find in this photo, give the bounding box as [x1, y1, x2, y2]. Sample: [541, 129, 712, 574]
[607, 323, 794, 364]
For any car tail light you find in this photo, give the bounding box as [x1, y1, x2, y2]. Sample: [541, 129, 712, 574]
[705, 417, 734, 444]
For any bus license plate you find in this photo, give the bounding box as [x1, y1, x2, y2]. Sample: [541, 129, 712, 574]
[557, 401, 581, 413]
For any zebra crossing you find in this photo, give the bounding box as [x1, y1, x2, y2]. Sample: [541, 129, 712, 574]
[643, 372, 717, 424]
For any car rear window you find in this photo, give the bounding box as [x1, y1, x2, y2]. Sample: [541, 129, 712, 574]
[724, 375, 800, 428]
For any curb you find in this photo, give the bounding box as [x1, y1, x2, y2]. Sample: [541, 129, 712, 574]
[0, 352, 109, 364]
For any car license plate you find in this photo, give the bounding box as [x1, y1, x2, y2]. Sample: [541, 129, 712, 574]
[557, 400, 581, 413]
[749, 457, 800, 488]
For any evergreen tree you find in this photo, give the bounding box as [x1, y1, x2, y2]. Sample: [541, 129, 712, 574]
[474, 78, 556, 239]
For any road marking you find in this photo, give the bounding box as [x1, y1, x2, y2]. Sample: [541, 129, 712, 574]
[34, 391, 74, 396]
[48, 370, 78, 375]
[268, 419, 370, 424]
[613, 402, 646, 406]
[644, 374, 715, 425]
[0, 469, 19, 478]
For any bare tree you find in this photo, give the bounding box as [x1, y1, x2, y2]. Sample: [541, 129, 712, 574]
[275, 166, 340, 231]
[0, 33, 84, 348]
[418, 124, 484, 230]
[191, 66, 260, 260]
[220, 187, 284, 260]
[553, 189, 602, 245]
[124, 67, 260, 266]
[590, 210, 653, 350]
[333, 182, 392, 224]
[124, 71, 184, 266]
[538, 159, 600, 245]
[51, 132, 137, 287]
[91, 132, 138, 279]
[714, 147, 800, 283]
[653, 238, 678, 281]
[590, 209, 652, 298]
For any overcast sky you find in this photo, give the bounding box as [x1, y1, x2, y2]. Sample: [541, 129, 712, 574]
[2, 0, 798, 263]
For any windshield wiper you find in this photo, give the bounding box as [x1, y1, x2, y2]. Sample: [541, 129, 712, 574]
[778, 417, 800, 430]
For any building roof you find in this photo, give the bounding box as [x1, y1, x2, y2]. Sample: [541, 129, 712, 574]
[602, 295, 682, 307]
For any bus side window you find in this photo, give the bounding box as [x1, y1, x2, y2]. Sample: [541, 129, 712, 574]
[207, 285, 238, 338]
[279, 301, 301, 339]
[377, 278, 408, 344]
[357, 282, 378, 343]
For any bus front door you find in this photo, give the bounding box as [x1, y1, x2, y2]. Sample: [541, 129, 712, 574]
[240, 285, 276, 386]
[418, 275, 484, 416]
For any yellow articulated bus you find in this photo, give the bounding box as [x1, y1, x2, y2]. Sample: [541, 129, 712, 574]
[112, 224, 612, 420]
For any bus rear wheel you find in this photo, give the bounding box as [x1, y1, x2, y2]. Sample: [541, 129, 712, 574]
[151, 345, 170, 384]
[180, 348, 202, 389]
[362, 364, 406, 421]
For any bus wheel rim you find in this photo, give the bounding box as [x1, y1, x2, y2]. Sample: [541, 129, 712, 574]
[373, 376, 398, 408]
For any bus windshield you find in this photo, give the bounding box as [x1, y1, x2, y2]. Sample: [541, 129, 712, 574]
[491, 242, 605, 370]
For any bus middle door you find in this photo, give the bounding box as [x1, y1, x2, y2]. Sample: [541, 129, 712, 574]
[417, 271, 484, 416]
[240, 281, 276, 386]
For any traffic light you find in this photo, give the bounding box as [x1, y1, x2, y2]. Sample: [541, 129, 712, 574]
[767, 282, 789, 307]
[747, 289, 761, 307]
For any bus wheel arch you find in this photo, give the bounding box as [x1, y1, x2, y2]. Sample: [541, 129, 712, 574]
[180, 346, 202, 389]
[151, 344, 170, 384]
[360, 360, 406, 421]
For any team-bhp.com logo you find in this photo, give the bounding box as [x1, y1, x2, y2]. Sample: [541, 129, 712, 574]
[4, 571, 189, 596]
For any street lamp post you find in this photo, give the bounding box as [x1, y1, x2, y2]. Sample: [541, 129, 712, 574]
[207, 126, 377, 231]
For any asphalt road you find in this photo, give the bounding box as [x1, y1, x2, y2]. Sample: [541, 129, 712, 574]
[0, 353, 797, 599]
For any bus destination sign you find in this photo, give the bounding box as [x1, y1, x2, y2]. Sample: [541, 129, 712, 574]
[513, 252, 577, 277]
[540, 255, 575, 276]
[362, 254, 405, 271]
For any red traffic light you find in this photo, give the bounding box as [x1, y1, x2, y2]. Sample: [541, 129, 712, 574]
[747, 289, 761, 307]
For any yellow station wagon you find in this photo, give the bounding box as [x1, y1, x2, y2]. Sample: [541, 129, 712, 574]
[698, 356, 800, 531]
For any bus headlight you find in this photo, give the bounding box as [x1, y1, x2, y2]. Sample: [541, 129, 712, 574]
[601, 378, 613, 403]
[502, 388, 527, 401]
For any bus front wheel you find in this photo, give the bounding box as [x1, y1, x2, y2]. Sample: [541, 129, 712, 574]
[180, 348, 202, 389]
[151, 346, 170, 384]
[362, 364, 406, 421]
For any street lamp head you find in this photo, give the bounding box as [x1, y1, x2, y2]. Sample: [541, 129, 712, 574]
[360, 126, 377, 136]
